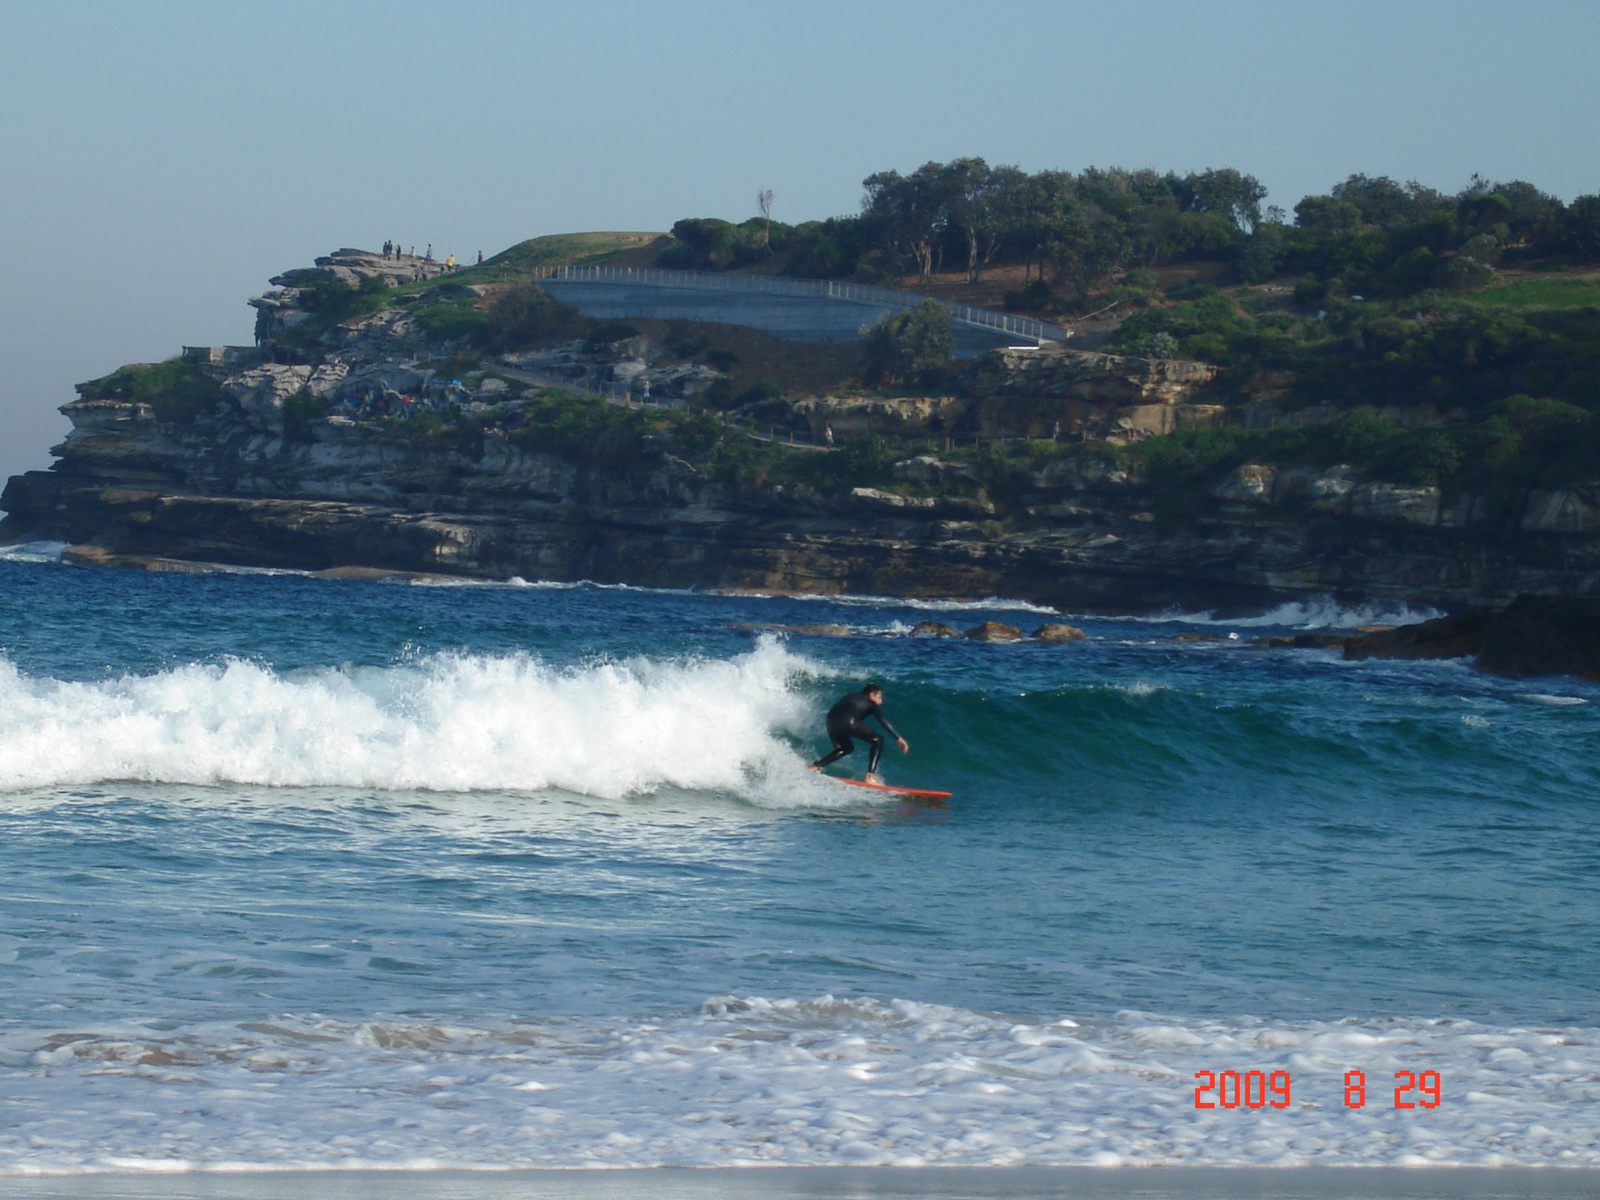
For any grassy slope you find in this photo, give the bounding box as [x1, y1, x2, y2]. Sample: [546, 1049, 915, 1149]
[380, 232, 667, 303]
[1475, 272, 1600, 310]
[474, 232, 665, 280]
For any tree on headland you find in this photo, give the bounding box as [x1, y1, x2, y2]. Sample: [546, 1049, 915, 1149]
[862, 164, 948, 281]
[1172, 167, 1269, 234]
[660, 159, 1597, 315]
[1564, 195, 1600, 261]
[939, 158, 1029, 283]
[859, 300, 955, 387]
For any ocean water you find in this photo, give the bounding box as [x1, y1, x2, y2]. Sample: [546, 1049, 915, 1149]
[1, 543, 1599, 1175]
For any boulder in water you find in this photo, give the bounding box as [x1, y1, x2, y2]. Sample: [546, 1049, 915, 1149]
[1475, 595, 1600, 681]
[909, 620, 958, 637]
[1033, 622, 1087, 643]
[965, 621, 1023, 642]
[1342, 612, 1492, 662]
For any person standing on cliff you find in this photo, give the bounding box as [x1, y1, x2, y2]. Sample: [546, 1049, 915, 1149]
[809, 684, 908, 785]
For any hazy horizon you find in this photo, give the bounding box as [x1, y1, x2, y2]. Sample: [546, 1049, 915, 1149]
[1, 0, 1596, 491]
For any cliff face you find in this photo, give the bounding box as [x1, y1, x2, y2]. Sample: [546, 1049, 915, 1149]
[7, 251, 1600, 614]
[10, 386, 1600, 614]
[775, 349, 1224, 442]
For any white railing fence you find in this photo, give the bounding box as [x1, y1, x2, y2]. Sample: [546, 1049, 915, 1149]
[535, 265, 1070, 343]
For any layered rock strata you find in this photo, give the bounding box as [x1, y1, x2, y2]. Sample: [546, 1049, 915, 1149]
[9, 382, 1600, 615]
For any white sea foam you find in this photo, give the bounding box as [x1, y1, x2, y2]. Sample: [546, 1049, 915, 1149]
[785, 592, 1061, 615]
[1083, 597, 1444, 630]
[0, 540, 67, 563]
[0, 640, 852, 803]
[2, 998, 1596, 1173]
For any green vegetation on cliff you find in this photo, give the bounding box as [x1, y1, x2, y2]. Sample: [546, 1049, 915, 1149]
[80, 358, 225, 425]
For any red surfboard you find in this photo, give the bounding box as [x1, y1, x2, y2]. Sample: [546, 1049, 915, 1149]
[828, 777, 953, 800]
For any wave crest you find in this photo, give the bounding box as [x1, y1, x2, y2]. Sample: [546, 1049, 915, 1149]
[0, 639, 829, 798]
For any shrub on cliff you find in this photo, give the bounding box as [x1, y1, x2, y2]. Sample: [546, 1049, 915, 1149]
[295, 274, 391, 323]
[505, 390, 662, 467]
[583, 321, 642, 352]
[80, 358, 225, 425]
[658, 217, 792, 271]
[483, 284, 579, 351]
[859, 300, 954, 387]
[1109, 293, 1253, 362]
[415, 297, 489, 342]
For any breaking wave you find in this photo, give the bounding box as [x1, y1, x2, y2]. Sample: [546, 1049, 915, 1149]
[0, 639, 840, 800]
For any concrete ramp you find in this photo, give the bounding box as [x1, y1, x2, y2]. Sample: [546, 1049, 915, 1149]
[537, 266, 1068, 359]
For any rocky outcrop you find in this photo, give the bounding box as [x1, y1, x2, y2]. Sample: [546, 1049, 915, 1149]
[778, 348, 1222, 442]
[966, 347, 1217, 406]
[789, 395, 968, 439]
[1341, 596, 1600, 681]
[963, 347, 1221, 441]
[1522, 485, 1600, 535]
[1212, 462, 1494, 530]
[1476, 597, 1600, 680]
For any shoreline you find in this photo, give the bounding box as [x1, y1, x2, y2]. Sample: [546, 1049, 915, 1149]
[8, 540, 1432, 622]
[7, 1166, 1600, 1200]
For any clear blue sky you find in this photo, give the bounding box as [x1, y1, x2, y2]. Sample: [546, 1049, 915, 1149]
[1, 0, 1596, 488]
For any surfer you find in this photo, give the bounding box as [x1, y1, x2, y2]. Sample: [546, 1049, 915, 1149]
[809, 684, 908, 784]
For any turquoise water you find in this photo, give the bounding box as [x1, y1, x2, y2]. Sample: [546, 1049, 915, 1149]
[1, 549, 1598, 1171]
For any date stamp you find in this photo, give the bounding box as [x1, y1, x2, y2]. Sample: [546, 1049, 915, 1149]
[1193, 1069, 1442, 1109]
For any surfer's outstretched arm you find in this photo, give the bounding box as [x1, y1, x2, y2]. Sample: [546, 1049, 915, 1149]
[869, 705, 908, 754]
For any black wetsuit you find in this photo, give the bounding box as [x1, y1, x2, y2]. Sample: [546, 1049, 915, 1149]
[811, 691, 901, 775]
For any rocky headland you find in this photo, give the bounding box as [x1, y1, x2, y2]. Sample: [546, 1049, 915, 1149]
[7, 246, 1600, 656]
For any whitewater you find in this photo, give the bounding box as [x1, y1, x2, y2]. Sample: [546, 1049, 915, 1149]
[1, 552, 1598, 1179]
